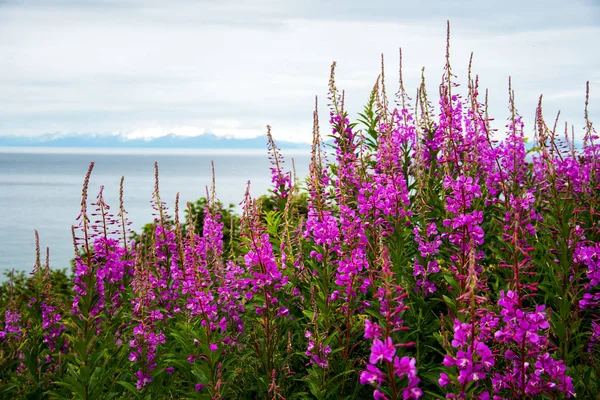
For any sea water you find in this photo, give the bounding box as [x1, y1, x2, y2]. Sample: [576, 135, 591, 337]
[0, 147, 310, 276]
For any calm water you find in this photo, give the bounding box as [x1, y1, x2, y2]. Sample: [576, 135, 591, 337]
[0, 148, 310, 277]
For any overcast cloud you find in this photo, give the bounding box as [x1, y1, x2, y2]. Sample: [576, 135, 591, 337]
[0, 0, 598, 142]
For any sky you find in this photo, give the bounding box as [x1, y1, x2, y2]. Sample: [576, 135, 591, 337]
[0, 0, 598, 143]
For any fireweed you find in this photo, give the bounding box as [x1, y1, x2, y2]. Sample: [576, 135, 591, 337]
[1, 25, 599, 399]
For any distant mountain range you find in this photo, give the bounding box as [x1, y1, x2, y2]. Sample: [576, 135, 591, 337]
[0, 133, 311, 150]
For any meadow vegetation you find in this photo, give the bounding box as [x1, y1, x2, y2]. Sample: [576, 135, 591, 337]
[1, 26, 599, 399]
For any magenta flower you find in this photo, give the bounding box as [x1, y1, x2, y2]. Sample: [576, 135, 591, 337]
[369, 337, 396, 364]
[360, 364, 386, 386]
[365, 319, 383, 339]
[439, 373, 450, 387]
[394, 356, 417, 379]
[134, 370, 152, 390]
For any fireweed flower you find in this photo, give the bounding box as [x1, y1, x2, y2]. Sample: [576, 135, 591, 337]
[0, 310, 22, 341]
[360, 364, 386, 386]
[72, 252, 91, 315]
[40, 302, 65, 352]
[129, 236, 171, 390]
[216, 261, 247, 339]
[134, 370, 152, 390]
[576, 242, 600, 295]
[394, 356, 422, 399]
[129, 320, 166, 389]
[305, 330, 332, 368]
[330, 112, 360, 191]
[491, 291, 574, 397]
[413, 222, 442, 295]
[438, 77, 467, 169]
[440, 172, 486, 300]
[369, 337, 396, 364]
[328, 107, 373, 301]
[362, 334, 421, 399]
[71, 165, 96, 316]
[437, 161, 495, 399]
[463, 81, 496, 184]
[92, 236, 134, 316]
[365, 319, 383, 339]
[266, 125, 292, 205]
[373, 286, 409, 332]
[394, 356, 417, 379]
[574, 242, 600, 352]
[72, 185, 135, 319]
[362, 248, 421, 398]
[440, 318, 496, 393]
[180, 228, 221, 328]
[357, 113, 412, 234]
[305, 211, 339, 250]
[486, 114, 528, 196]
[153, 225, 182, 312]
[242, 228, 291, 333]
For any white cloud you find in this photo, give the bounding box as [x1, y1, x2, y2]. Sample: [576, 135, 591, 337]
[0, 0, 598, 142]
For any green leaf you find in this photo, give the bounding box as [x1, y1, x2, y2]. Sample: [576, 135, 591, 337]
[117, 381, 142, 399]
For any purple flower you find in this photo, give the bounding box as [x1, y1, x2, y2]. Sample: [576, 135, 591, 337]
[394, 356, 417, 379]
[277, 306, 290, 317]
[365, 319, 383, 339]
[134, 370, 152, 390]
[360, 364, 386, 386]
[439, 373, 450, 387]
[369, 337, 396, 364]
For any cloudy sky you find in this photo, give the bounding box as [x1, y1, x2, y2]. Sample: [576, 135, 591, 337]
[0, 0, 598, 143]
